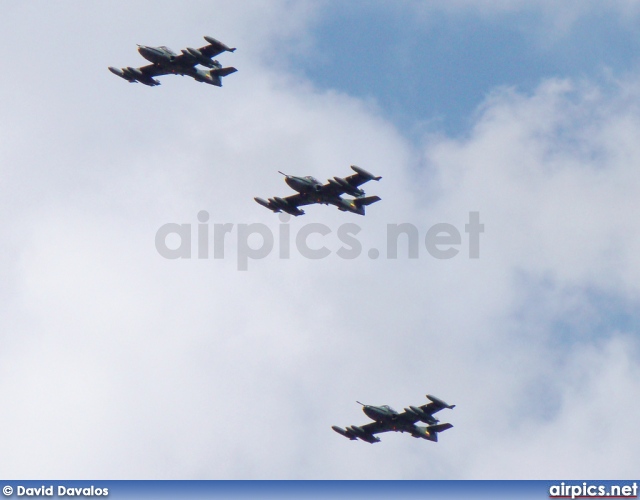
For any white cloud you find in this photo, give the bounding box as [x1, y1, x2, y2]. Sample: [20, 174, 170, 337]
[414, 76, 640, 478]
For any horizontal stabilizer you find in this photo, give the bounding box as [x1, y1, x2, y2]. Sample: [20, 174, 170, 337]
[354, 195, 381, 208]
[210, 66, 238, 77]
[414, 422, 453, 442]
[428, 422, 453, 434]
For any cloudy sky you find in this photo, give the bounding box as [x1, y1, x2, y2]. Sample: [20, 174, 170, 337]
[1, 0, 640, 480]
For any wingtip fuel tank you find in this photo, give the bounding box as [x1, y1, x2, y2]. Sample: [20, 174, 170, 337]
[108, 66, 134, 82]
[351, 165, 382, 181]
[204, 36, 236, 52]
[427, 394, 456, 410]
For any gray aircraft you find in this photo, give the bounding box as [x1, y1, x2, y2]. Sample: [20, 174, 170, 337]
[254, 165, 382, 216]
[332, 394, 455, 444]
[109, 36, 237, 87]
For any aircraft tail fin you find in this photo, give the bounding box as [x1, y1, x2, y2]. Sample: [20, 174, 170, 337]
[427, 423, 453, 442]
[413, 423, 453, 442]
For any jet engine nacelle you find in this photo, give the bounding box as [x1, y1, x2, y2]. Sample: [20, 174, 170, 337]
[411, 426, 430, 439]
[120, 67, 160, 86]
[267, 197, 304, 216]
[185, 47, 216, 68]
[411, 426, 441, 442]
[333, 176, 364, 197]
[347, 426, 380, 443]
[187, 47, 203, 58]
[337, 198, 354, 212]
[126, 67, 144, 79]
[180, 49, 198, 62]
[274, 197, 289, 207]
[407, 406, 439, 425]
[347, 425, 366, 436]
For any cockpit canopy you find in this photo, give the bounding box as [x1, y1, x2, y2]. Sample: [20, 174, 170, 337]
[159, 45, 177, 56]
[305, 176, 321, 184]
[381, 405, 397, 413]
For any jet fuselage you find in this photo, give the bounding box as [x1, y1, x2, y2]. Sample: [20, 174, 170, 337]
[284, 175, 323, 194]
[137, 45, 176, 65]
[282, 173, 368, 214]
[362, 404, 435, 439]
[363, 404, 398, 422]
[135, 45, 224, 86]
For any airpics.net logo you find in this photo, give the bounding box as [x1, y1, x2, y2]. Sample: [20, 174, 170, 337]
[154, 211, 484, 270]
[549, 482, 638, 499]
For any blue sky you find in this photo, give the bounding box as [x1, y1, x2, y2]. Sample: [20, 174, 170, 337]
[292, 3, 640, 136]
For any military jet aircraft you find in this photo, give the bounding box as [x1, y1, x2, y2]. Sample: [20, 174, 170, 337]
[254, 165, 382, 216]
[109, 35, 237, 87]
[332, 394, 455, 444]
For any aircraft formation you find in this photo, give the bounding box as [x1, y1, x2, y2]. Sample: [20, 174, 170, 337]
[108, 35, 455, 445]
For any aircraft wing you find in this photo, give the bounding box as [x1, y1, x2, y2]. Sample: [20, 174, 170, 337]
[109, 64, 167, 86]
[397, 395, 456, 425]
[322, 165, 382, 198]
[197, 36, 236, 58]
[418, 402, 448, 416]
[343, 169, 382, 188]
[361, 421, 392, 436]
[332, 421, 389, 443]
[171, 36, 236, 68]
[139, 64, 171, 77]
[282, 193, 317, 208]
[395, 408, 429, 425]
[254, 193, 317, 216]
